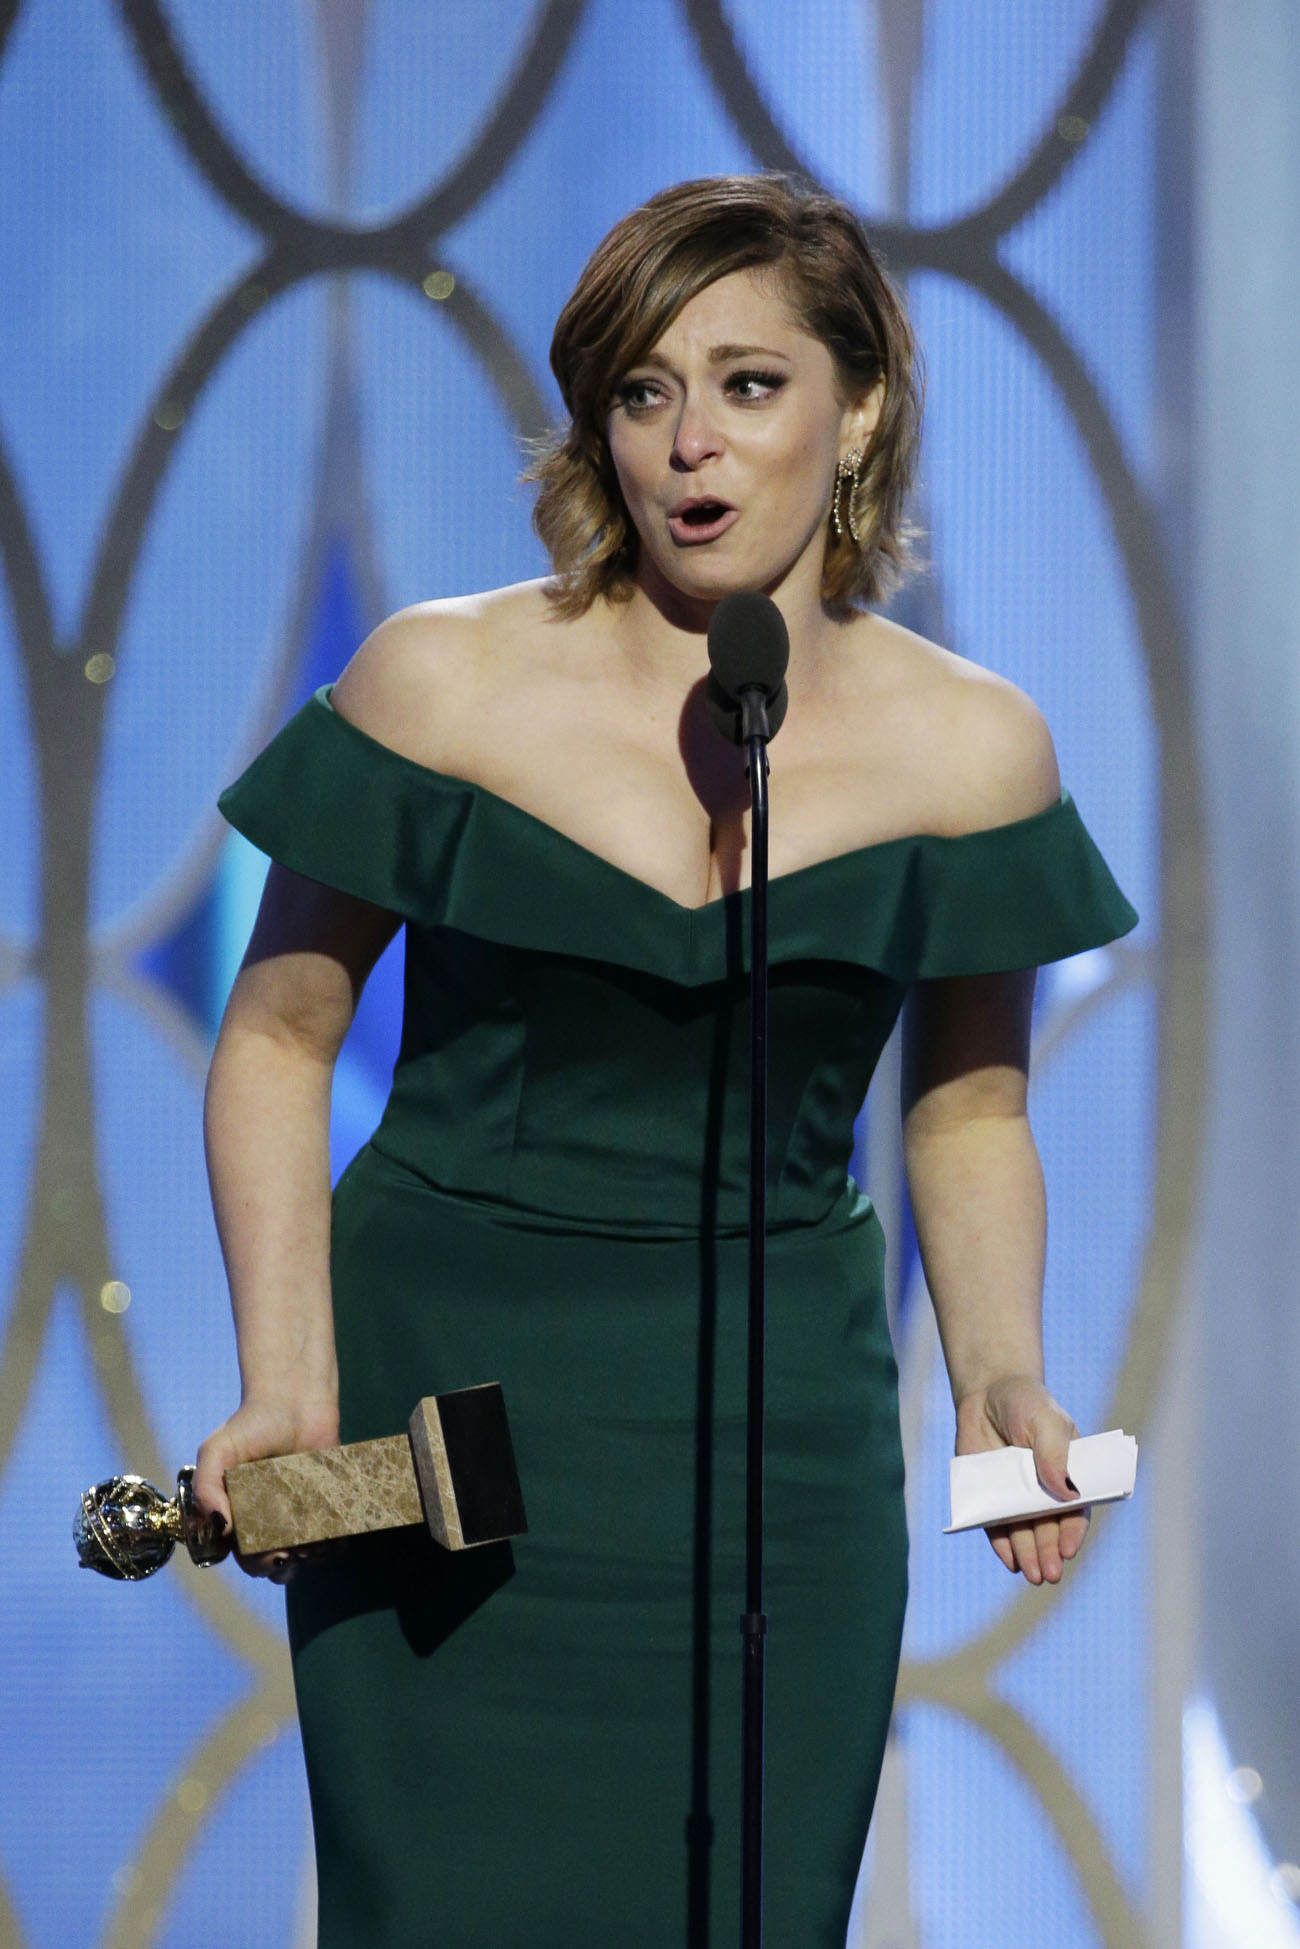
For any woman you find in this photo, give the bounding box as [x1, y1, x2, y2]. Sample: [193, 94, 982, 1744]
[197, 174, 1135, 1946]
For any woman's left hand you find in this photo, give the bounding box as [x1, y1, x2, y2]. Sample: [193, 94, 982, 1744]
[955, 1375, 1089, 1584]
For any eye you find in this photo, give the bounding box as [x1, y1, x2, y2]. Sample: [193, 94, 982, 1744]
[725, 368, 786, 402]
[615, 377, 665, 414]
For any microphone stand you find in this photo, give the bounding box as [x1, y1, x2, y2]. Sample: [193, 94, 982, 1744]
[738, 686, 772, 1949]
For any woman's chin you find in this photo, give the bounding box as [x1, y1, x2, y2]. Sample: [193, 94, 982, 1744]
[642, 550, 793, 612]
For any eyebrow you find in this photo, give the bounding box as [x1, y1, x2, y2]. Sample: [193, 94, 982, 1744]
[634, 342, 793, 372]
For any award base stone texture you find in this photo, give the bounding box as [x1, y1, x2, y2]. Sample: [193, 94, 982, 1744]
[228, 1385, 528, 1554]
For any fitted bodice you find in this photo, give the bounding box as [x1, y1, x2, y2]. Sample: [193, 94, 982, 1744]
[219, 687, 1137, 1232]
[379, 925, 903, 1229]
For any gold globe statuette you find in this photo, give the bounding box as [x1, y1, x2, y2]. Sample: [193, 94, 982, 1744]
[73, 1466, 232, 1580]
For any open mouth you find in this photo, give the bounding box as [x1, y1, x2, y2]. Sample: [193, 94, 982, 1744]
[667, 499, 739, 544]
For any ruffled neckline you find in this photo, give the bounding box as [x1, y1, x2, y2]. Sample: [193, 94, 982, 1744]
[315, 684, 1076, 917]
[217, 686, 1138, 987]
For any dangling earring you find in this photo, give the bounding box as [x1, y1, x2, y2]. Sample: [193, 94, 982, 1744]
[833, 448, 864, 546]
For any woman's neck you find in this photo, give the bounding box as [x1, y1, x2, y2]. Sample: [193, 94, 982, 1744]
[606, 569, 843, 704]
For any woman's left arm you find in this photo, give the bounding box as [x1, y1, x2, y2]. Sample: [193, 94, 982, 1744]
[901, 968, 1089, 1584]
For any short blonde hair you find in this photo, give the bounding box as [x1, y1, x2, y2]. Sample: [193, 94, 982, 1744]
[527, 174, 922, 618]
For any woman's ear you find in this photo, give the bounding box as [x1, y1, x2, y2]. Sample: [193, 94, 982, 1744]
[846, 378, 886, 453]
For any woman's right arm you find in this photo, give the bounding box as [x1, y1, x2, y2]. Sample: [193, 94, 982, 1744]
[193, 861, 400, 1562]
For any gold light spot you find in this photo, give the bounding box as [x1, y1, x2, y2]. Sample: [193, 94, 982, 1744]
[154, 401, 185, 431]
[100, 1280, 131, 1315]
[422, 270, 455, 301]
[1057, 114, 1089, 145]
[176, 1777, 208, 1814]
[84, 652, 116, 685]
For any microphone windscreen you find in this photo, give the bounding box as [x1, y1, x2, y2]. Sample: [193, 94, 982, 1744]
[706, 591, 790, 701]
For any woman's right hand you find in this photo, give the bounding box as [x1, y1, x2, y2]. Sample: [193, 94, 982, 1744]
[194, 1396, 340, 1579]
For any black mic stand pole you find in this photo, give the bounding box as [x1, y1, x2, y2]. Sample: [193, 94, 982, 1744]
[739, 684, 772, 1949]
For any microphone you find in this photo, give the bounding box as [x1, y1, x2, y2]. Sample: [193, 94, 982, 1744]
[705, 591, 790, 746]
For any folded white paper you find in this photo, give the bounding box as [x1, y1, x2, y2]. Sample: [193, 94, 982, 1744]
[944, 1429, 1138, 1534]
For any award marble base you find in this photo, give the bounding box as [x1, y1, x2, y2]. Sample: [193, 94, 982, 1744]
[229, 1387, 527, 1554]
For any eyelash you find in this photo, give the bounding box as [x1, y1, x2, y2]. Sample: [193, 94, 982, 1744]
[616, 369, 787, 413]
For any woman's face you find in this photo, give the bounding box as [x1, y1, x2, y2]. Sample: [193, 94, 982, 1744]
[605, 266, 877, 619]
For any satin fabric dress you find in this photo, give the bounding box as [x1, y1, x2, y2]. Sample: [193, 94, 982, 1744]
[218, 686, 1136, 1948]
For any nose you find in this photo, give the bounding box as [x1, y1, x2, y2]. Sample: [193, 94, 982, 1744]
[669, 391, 724, 471]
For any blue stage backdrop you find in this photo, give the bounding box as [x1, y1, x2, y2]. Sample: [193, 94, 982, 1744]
[1, 4, 1197, 1946]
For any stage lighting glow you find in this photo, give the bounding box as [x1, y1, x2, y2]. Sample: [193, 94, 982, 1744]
[422, 270, 455, 300]
[84, 652, 115, 684]
[99, 1280, 131, 1314]
[1185, 1697, 1300, 1948]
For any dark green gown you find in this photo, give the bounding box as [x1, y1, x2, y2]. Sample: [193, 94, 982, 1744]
[218, 686, 1135, 1949]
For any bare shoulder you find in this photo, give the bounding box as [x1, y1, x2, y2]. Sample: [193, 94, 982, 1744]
[329, 580, 559, 768]
[855, 614, 1061, 831]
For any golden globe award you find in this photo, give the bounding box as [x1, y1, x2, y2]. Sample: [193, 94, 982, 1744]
[74, 1383, 527, 1581]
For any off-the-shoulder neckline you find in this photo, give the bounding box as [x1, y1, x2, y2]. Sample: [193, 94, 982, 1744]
[314, 684, 1073, 919]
